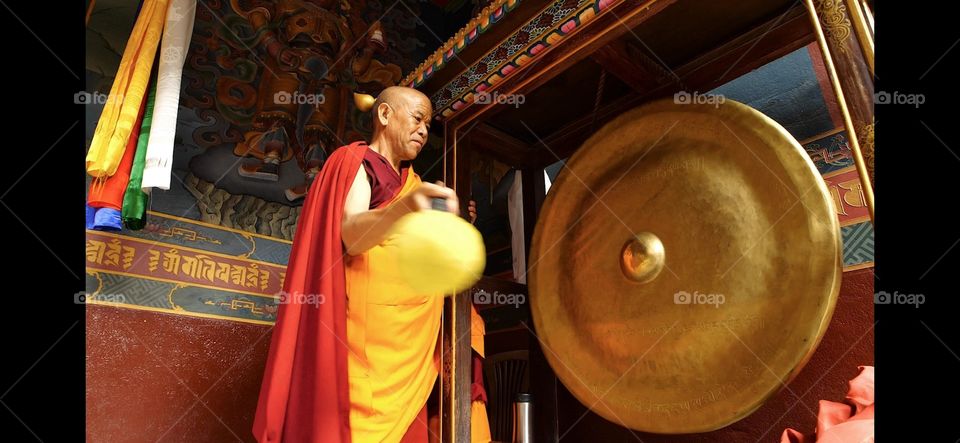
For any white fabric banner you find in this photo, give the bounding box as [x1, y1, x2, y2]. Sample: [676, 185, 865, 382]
[141, 0, 196, 191]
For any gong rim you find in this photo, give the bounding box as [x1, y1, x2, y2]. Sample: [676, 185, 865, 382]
[528, 98, 842, 434]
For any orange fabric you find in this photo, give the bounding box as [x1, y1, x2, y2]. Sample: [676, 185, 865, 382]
[344, 164, 445, 442]
[86, 0, 167, 178]
[781, 366, 874, 443]
[470, 304, 486, 357]
[471, 400, 492, 443]
[423, 399, 491, 443]
[88, 96, 147, 209]
[470, 304, 491, 443]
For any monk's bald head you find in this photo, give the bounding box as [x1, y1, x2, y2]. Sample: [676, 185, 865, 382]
[371, 86, 432, 160]
[372, 86, 431, 117]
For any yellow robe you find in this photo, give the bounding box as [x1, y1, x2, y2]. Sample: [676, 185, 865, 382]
[344, 169, 442, 442]
[471, 305, 492, 443]
[345, 168, 493, 442]
[86, 0, 168, 178]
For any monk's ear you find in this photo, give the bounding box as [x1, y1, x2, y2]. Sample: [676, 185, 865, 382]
[376, 102, 392, 127]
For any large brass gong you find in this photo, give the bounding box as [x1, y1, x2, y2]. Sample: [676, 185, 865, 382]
[528, 98, 842, 434]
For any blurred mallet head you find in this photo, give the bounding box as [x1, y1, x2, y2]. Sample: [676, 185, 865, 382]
[390, 198, 486, 295]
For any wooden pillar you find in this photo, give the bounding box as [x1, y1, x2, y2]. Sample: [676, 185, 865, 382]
[520, 165, 557, 442]
[440, 123, 473, 443]
[806, 0, 875, 221]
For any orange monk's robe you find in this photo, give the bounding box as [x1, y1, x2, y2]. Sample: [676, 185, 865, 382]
[425, 307, 494, 443]
[470, 305, 492, 443]
[255, 141, 448, 443]
[343, 153, 444, 442]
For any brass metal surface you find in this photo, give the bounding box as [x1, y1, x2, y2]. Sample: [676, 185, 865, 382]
[529, 98, 842, 434]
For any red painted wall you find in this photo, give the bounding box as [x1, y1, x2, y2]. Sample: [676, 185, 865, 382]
[86, 306, 270, 443]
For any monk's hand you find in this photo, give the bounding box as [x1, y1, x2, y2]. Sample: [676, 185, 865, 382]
[401, 181, 460, 215]
[467, 199, 477, 224]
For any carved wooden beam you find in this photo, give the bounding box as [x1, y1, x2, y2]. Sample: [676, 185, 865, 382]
[467, 122, 538, 168]
[805, 0, 874, 220]
[590, 37, 667, 93]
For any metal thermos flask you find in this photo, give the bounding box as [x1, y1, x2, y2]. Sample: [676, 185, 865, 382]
[512, 393, 533, 443]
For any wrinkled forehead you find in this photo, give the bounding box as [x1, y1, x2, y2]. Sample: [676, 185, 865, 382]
[404, 93, 432, 115]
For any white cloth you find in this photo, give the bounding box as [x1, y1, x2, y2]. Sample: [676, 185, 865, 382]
[141, 0, 196, 191]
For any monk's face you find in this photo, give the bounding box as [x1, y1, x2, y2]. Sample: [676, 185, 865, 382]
[385, 93, 432, 160]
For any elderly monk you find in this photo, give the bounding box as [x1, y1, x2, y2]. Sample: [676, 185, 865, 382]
[253, 86, 490, 443]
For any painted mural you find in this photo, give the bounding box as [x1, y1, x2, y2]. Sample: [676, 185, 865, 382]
[162, 0, 433, 239]
[86, 211, 291, 325]
[710, 44, 874, 271]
